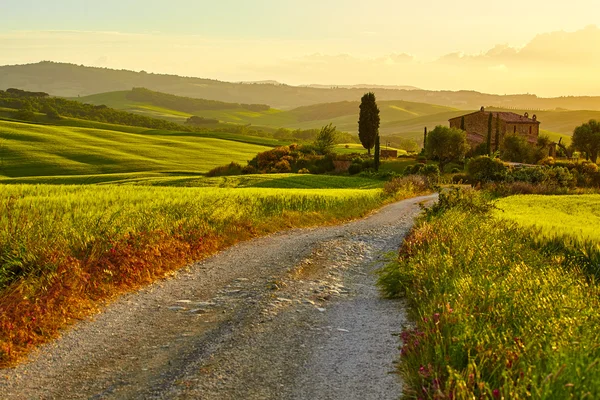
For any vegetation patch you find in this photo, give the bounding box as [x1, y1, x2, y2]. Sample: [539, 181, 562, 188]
[379, 189, 600, 399]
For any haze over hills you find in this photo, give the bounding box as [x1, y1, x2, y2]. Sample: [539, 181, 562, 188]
[3, 62, 600, 111]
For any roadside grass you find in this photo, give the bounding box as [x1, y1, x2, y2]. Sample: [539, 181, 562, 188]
[494, 194, 600, 242]
[0, 120, 271, 177]
[379, 190, 600, 399]
[0, 182, 423, 367]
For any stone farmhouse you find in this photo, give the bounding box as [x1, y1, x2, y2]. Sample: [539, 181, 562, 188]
[449, 107, 540, 150]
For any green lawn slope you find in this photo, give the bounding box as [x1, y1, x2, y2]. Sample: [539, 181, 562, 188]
[0, 120, 270, 179]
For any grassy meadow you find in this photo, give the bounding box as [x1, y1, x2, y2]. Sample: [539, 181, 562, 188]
[495, 194, 600, 242]
[379, 190, 600, 399]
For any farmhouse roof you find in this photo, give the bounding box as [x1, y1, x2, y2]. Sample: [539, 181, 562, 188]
[449, 109, 540, 124]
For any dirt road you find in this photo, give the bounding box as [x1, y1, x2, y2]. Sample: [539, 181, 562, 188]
[0, 194, 436, 400]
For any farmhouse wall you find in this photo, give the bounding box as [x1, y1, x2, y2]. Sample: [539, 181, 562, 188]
[449, 109, 540, 148]
[380, 149, 398, 158]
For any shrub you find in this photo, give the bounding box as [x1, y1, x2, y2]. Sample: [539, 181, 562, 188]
[297, 168, 310, 174]
[274, 160, 292, 173]
[451, 173, 471, 184]
[206, 162, 243, 177]
[241, 165, 257, 175]
[450, 167, 461, 174]
[467, 156, 507, 183]
[383, 175, 429, 197]
[348, 164, 363, 175]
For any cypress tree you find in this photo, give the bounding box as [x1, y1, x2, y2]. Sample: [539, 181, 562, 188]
[374, 134, 381, 171]
[423, 127, 428, 150]
[358, 92, 380, 155]
[494, 115, 501, 152]
[460, 116, 465, 131]
[486, 113, 493, 155]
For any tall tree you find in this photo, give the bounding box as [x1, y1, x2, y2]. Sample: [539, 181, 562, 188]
[486, 113, 493, 155]
[572, 120, 600, 163]
[358, 92, 380, 155]
[494, 114, 501, 152]
[374, 135, 381, 171]
[460, 116, 465, 131]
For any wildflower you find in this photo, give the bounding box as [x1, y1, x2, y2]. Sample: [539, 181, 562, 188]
[493, 389, 500, 398]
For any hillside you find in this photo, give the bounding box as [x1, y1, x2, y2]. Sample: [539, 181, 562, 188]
[0, 120, 270, 180]
[77, 89, 459, 132]
[75, 89, 597, 145]
[4, 62, 600, 110]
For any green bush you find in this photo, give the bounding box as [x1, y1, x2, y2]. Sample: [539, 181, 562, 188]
[467, 156, 507, 183]
[206, 162, 243, 177]
[348, 164, 363, 175]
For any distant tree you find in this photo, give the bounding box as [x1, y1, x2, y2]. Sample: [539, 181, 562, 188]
[494, 115, 501, 152]
[314, 123, 338, 154]
[14, 102, 36, 121]
[374, 135, 381, 171]
[460, 116, 465, 131]
[397, 138, 419, 153]
[186, 115, 219, 125]
[501, 134, 532, 163]
[572, 120, 600, 163]
[44, 105, 60, 120]
[358, 92, 380, 155]
[486, 113, 493, 155]
[424, 126, 470, 170]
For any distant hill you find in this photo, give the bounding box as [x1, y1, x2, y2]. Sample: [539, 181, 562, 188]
[75, 88, 599, 144]
[3, 61, 600, 111]
[304, 84, 421, 91]
[75, 89, 460, 134]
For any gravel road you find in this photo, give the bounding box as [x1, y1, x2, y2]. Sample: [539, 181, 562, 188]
[0, 194, 436, 400]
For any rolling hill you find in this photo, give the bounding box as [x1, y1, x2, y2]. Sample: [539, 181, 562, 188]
[76, 89, 461, 137]
[74, 89, 595, 144]
[4, 61, 600, 111]
[0, 119, 271, 181]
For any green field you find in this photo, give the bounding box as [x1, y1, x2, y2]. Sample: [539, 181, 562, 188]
[0, 119, 272, 178]
[495, 194, 600, 241]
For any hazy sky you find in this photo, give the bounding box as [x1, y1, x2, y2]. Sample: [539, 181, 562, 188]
[2, 0, 600, 96]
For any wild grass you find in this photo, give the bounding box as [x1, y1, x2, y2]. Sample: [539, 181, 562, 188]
[0, 184, 387, 366]
[379, 190, 600, 399]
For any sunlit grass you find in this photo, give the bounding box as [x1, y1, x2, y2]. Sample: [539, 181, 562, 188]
[495, 194, 600, 242]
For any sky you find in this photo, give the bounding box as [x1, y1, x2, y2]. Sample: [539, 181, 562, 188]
[1, 0, 600, 96]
